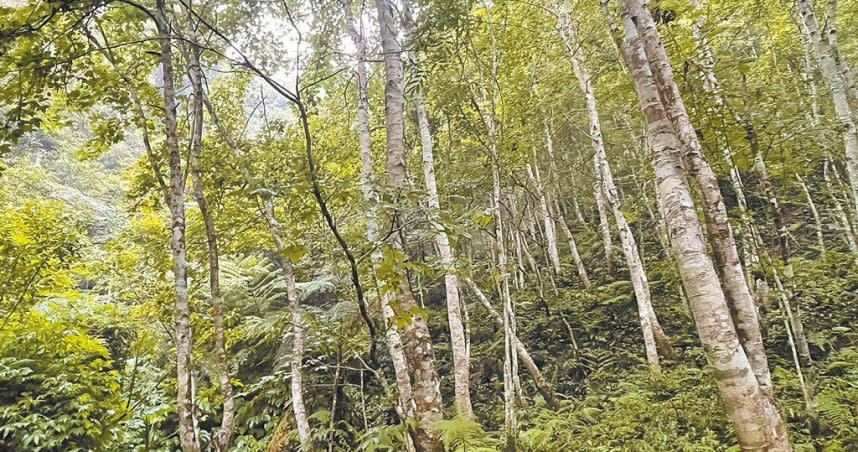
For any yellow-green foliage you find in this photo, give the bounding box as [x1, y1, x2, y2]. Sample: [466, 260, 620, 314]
[0, 312, 123, 451]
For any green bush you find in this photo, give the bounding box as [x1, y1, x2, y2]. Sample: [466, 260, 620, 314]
[0, 311, 124, 451]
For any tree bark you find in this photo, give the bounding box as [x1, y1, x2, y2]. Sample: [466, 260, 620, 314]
[796, 174, 826, 253]
[340, 1, 417, 431]
[740, 75, 813, 366]
[401, 0, 472, 418]
[553, 200, 591, 287]
[622, 0, 778, 406]
[186, 37, 234, 452]
[463, 278, 560, 410]
[155, 2, 200, 449]
[823, 0, 858, 114]
[534, 131, 563, 274]
[493, 156, 518, 451]
[797, 0, 858, 224]
[555, 4, 666, 371]
[611, 3, 791, 449]
[375, 0, 443, 449]
[261, 199, 311, 447]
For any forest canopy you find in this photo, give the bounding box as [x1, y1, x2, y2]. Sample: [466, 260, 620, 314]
[1, 0, 858, 450]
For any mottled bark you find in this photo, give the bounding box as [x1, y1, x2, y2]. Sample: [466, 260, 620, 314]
[556, 4, 666, 371]
[155, 2, 199, 449]
[612, 3, 791, 449]
[402, 0, 472, 418]
[186, 38, 234, 452]
[261, 200, 311, 447]
[341, 0, 416, 429]
[623, 0, 777, 405]
[376, 0, 443, 449]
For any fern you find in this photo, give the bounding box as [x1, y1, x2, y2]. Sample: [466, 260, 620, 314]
[436, 416, 498, 452]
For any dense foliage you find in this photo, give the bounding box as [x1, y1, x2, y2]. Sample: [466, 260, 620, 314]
[2, 0, 858, 450]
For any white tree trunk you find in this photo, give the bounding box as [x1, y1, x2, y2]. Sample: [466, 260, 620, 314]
[463, 278, 561, 410]
[535, 130, 564, 275]
[341, 1, 417, 430]
[402, 0, 472, 418]
[796, 174, 826, 252]
[556, 4, 666, 371]
[624, 0, 778, 405]
[798, 0, 858, 223]
[611, 3, 791, 449]
[554, 200, 591, 287]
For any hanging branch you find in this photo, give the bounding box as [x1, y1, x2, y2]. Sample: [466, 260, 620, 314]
[178, 0, 378, 360]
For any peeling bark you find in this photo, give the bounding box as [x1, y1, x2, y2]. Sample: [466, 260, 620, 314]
[155, 2, 199, 449]
[376, 0, 443, 448]
[402, 0, 472, 418]
[610, 2, 791, 448]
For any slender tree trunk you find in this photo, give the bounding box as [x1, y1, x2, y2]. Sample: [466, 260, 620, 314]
[401, 0, 472, 418]
[463, 278, 560, 410]
[688, 0, 761, 283]
[556, 4, 666, 371]
[741, 75, 813, 366]
[341, 0, 417, 432]
[796, 174, 826, 252]
[594, 173, 614, 274]
[610, 3, 791, 449]
[824, 158, 858, 252]
[824, 0, 858, 114]
[186, 38, 234, 452]
[155, 2, 199, 449]
[475, 21, 518, 447]
[512, 228, 526, 290]
[534, 132, 563, 274]
[376, 1, 443, 449]
[493, 159, 517, 451]
[797, 0, 858, 221]
[554, 200, 591, 287]
[622, 0, 779, 406]
[261, 200, 311, 447]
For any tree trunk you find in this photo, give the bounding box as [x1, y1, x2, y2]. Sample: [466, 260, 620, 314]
[797, 0, 858, 223]
[375, 0, 443, 449]
[688, 0, 760, 281]
[463, 278, 560, 410]
[341, 0, 417, 431]
[493, 158, 518, 451]
[186, 37, 234, 452]
[553, 200, 591, 287]
[796, 174, 826, 253]
[556, 3, 666, 371]
[611, 3, 791, 449]
[594, 172, 614, 274]
[823, 0, 858, 114]
[623, 0, 778, 406]
[261, 199, 311, 447]
[402, 0, 472, 418]
[535, 130, 563, 275]
[155, 2, 199, 449]
[741, 75, 813, 366]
